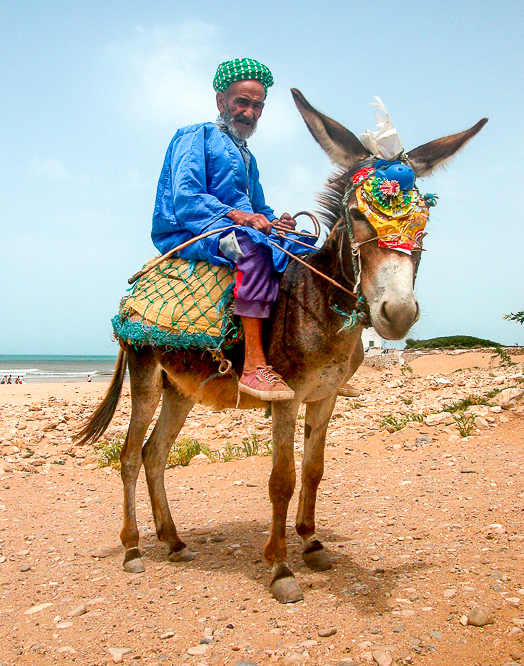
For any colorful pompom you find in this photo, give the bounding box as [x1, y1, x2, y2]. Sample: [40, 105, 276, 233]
[379, 179, 400, 196]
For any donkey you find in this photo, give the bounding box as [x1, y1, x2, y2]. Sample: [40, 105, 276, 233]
[77, 91, 486, 603]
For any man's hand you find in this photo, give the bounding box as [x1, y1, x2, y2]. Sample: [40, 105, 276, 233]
[226, 209, 272, 235]
[277, 212, 296, 233]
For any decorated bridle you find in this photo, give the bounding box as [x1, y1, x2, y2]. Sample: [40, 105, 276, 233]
[334, 100, 438, 332]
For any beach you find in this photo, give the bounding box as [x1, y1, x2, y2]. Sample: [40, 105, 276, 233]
[1, 350, 524, 665]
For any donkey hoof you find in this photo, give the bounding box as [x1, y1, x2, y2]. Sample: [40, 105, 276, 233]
[168, 547, 196, 563]
[270, 575, 304, 604]
[123, 548, 145, 574]
[302, 547, 332, 572]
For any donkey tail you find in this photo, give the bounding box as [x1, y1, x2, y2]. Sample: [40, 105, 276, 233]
[74, 349, 127, 446]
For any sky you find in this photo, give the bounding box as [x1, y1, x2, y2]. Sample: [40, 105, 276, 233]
[1, 0, 523, 354]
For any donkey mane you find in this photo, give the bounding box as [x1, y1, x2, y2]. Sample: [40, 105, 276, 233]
[317, 157, 377, 230]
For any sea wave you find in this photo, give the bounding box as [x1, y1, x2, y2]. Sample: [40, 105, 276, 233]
[0, 369, 98, 378]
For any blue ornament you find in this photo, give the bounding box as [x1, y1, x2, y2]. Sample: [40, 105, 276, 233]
[374, 160, 415, 192]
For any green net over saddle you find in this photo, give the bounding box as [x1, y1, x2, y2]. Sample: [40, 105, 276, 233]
[112, 257, 243, 351]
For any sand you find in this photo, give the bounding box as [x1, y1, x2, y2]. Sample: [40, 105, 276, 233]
[1, 351, 524, 666]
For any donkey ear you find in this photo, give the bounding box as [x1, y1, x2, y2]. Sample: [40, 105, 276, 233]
[291, 89, 370, 168]
[407, 118, 488, 177]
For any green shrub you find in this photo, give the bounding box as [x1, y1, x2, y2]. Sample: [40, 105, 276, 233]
[166, 438, 201, 468]
[404, 335, 500, 350]
[454, 412, 476, 437]
[96, 438, 124, 469]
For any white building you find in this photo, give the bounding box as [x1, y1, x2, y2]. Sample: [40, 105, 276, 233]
[362, 327, 383, 352]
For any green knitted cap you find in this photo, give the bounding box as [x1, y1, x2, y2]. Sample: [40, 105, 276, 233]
[213, 58, 274, 93]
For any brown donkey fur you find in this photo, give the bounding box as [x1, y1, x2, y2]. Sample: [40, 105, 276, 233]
[76, 91, 486, 602]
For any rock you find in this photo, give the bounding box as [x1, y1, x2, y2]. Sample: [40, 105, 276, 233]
[466, 405, 489, 417]
[511, 651, 523, 661]
[460, 467, 477, 474]
[467, 607, 495, 627]
[487, 523, 506, 535]
[56, 621, 73, 629]
[57, 646, 78, 654]
[90, 548, 112, 558]
[490, 405, 502, 413]
[160, 631, 175, 640]
[425, 412, 452, 426]
[68, 603, 87, 617]
[335, 662, 360, 666]
[24, 602, 53, 614]
[415, 434, 431, 446]
[20, 564, 31, 572]
[373, 650, 393, 666]
[0, 461, 13, 473]
[474, 417, 490, 429]
[460, 615, 468, 626]
[318, 626, 337, 637]
[187, 644, 208, 655]
[506, 597, 521, 607]
[443, 588, 458, 598]
[493, 388, 524, 407]
[108, 647, 131, 662]
[281, 652, 308, 665]
[233, 662, 258, 666]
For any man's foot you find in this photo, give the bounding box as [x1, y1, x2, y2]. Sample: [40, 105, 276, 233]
[239, 366, 295, 401]
[338, 383, 360, 398]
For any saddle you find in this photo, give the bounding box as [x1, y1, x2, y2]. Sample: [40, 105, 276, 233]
[112, 257, 242, 351]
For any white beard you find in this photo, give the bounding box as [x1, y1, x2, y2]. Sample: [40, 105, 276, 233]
[220, 109, 258, 140]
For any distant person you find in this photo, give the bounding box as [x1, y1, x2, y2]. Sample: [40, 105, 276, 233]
[7, 376, 12, 385]
[0, 376, 5, 385]
[87, 375, 92, 383]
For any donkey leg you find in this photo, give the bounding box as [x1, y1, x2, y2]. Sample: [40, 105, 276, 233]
[263, 400, 303, 604]
[142, 383, 195, 563]
[296, 395, 337, 572]
[120, 349, 162, 574]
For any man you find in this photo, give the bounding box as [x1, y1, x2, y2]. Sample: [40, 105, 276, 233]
[152, 58, 315, 401]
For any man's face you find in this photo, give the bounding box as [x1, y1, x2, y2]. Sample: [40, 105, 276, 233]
[216, 80, 265, 140]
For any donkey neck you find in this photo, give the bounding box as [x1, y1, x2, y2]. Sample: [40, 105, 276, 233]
[305, 220, 357, 311]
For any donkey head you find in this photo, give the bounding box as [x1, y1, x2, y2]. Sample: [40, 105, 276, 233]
[292, 89, 487, 340]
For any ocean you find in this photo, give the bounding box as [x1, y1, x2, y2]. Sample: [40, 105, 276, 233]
[0, 355, 119, 383]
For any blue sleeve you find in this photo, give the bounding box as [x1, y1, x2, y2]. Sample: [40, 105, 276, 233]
[171, 127, 233, 234]
[250, 158, 277, 221]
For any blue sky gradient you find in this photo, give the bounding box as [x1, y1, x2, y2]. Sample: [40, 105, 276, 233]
[1, 0, 523, 353]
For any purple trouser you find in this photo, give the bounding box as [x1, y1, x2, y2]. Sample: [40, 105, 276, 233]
[219, 230, 280, 318]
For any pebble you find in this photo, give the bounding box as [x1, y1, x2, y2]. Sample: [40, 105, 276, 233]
[160, 631, 174, 640]
[90, 548, 112, 558]
[108, 647, 131, 664]
[373, 650, 393, 666]
[211, 535, 226, 543]
[467, 607, 495, 626]
[19, 564, 31, 572]
[318, 626, 337, 637]
[187, 645, 208, 655]
[24, 602, 53, 614]
[68, 603, 87, 617]
[233, 662, 258, 666]
[281, 652, 307, 665]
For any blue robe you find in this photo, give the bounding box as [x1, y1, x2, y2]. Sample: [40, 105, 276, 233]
[151, 122, 315, 272]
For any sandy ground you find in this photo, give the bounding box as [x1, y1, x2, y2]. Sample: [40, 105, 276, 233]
[1, 352, 524, 666]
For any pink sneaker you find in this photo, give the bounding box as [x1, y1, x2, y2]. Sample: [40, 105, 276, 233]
[239, 366, 295, 401]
